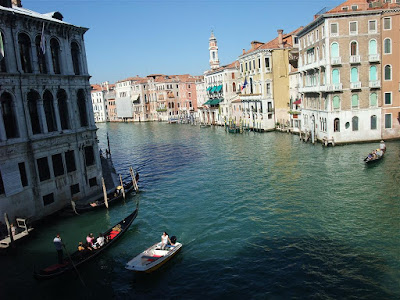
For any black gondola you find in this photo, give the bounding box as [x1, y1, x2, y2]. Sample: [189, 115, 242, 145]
[34, 205, 139, 280]
[74, 172, 139, 214]
[364, 148, 385, 163]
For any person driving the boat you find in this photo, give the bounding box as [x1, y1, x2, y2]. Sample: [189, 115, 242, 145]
[160, 232, 172, 250]
[380, 140, 386, 152]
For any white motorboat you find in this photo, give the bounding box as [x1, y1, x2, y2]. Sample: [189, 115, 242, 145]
[125, 242, 182, 273]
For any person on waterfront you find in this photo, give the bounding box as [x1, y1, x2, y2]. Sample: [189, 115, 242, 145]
[380, 140, 386, 152]
[160, 232, 171, 250]
[53, 234, 63, 264]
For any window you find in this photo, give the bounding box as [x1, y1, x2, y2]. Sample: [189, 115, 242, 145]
[65, 150, 76, 172]
[384, 65, 392, 80]
[232, 82, 236, 92]
[89, 177, 97, 187]
[265, 57, 270, 68]
[245, 62, 248, 71]
[258, 58, 261, 69]
[70, 183, 80, 195]
[334, 118, 340, 132]
[331, 42, 339, 57]
[253, 60, 255, 69]
[71, 42, 81, 75]
[352, 116, 359, 131]
[27, 90, 42, 135]
[18, 33, 32, 73]
[240, 64, 243, 72]
[370, 66, 377, 81]
[351, 94, 359, 107]
[84, 146, 95, 166]
[332, 69, 340, 84]
[18, 162, 28, 187]
[384, 38, 391, 54]
[350, 41, 357, 55]
[370, 92, 378, 107]
[50, 38, 61, 74]
[232, 72, 235, 79]
[369, 39, 377, 55]
[57, 89, 70, 130]
[35, 35, 47, 74]
[52, 153, 64, 177]
[384, 92, 392, 105]
[37, 157, 50, 181]
[0, 32, 6, 73]
[0, 171, 4, 195]
[77, 89, 88, 127]
[330, 23, 338, 35]
[351, 5, 358, 10]
[250, 78, 253, 94]
[333, 96, 340, 109]
[349, 22, 357, 34]
[383, 17, 391, 30]
[350, 68, 358, 83]
[371, 115, 377, 130]
[1, 92, 19, 139]
[43, 90, 57, 132]
[369, 20, 377, 32]
[43, 193, 54, 206]
[385, 114, 392, 128]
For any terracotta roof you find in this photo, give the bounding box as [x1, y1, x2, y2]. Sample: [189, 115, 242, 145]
[326, 0, 400, 13]
[91, 84, 103, 92]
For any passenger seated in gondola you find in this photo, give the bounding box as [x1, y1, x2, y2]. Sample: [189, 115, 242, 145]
[86, 233, 95, 247]
[78, 241, 85, 252]
[93, 233, 105, 249]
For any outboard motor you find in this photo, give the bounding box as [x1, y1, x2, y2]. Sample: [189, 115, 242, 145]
[170, 236, 177, 244]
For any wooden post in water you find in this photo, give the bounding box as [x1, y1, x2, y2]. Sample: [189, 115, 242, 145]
[119, 174, 126, 200]
[130, 167, 139, 192]
[102, 177, 108, 208]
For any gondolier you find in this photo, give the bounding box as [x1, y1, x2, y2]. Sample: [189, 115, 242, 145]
[53, 234, 63, 264]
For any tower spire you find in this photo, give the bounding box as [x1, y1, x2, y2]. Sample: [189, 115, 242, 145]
[209, 31, 220, 70]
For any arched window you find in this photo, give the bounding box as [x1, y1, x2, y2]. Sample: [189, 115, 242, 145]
[35, 35, 47, 74]
[57, 89, 69, 130]
[71, 42, 81, 75]
[350, 67, 358, 82]
[369, 66, 377, 81]
[384, 65, 392, 80]
[18, 33, 32, 73]
[1, 92, 19, 139]
[384, 38, 391, 54]
[370, 115, 377, 130]
[27, 90, 42, 134]
[350, 41, 357, 55]
[334, 118, 340, 132]
[50, 38, 61, 74]
[0, 32, 6, 73]
[351, 94, 359, 107]
[232, 82, 236, 92]
[369, 39, 377, 55]
[352, 116, 359, 131]
[331, 42, 339, 57]
[333, 95, 340, 109]
[332, 69, 340, 84]
[43, 90, 57, 132]
[77, 89, 88, 127]
[370, 93, 377, 107]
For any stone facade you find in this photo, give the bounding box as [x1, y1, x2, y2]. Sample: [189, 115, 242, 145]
[0, 1, 102, 222]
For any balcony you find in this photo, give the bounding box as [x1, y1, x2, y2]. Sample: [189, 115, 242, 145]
[326, 83, 343, 91]
[369, 80, 381, 88]
[299, 85, 327, 93]
[349, 55, 361, 64]
[350, 81, 362, 90]
[331, 57, 342, 65]
[265, 67, 272, 73]
[369, 54, 380, 63]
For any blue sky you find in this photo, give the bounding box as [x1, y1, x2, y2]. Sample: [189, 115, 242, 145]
[24, 0, 344, 84]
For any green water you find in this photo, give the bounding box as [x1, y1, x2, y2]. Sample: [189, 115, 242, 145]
[1, 123, 399, 299]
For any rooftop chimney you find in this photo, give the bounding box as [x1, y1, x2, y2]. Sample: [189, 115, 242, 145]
[11, 0, 22, 7]
[242, 49, 245, 55]
[278, 29, 284, 48]
[251, 40, 263, 50]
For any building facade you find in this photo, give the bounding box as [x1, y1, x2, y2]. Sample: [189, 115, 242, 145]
[0, 1, 102, 222]
[91, 84, 108, 122]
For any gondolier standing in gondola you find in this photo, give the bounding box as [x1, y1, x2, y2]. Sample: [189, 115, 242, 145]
[380, 140, 386, 152]
[53, 234, 63, 264]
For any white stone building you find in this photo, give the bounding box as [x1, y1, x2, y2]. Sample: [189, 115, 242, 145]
[91, 84, 108, 122]
[0, 0, 102, 222]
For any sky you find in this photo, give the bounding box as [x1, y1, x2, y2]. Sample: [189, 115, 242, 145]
[23, 0, 344, 84]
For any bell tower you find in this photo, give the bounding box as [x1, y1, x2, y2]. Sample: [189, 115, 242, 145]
[209, 31, 220, 70]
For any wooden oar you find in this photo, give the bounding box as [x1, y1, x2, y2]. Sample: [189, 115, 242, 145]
[62, 243, 86, 287]
[102, 177, 108, 208]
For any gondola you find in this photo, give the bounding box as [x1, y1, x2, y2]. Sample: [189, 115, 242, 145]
[34, 205, 139, 280]
[74, 172, 139, 214]
[364, 148, 385, 163]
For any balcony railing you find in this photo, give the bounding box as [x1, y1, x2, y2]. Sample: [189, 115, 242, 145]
[350, 81, 362, 90]
[369, 54, 380, 62]
[331, 57, 342, 65]
[326, 83, 343, 91]
[350, 55, 361, 64]
[369, 80, 381, 88]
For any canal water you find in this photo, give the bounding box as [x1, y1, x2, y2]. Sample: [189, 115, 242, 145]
[1, 122, 399, 299]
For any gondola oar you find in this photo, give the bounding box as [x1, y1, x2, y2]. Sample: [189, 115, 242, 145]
[102, 177, 108, 209]
[119, 174, 126, 200]
[62, 243, 86, 287]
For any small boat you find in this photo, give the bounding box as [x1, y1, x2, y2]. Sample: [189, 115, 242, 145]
[364, 148, 385, 163]
[200, 124, 211, 128]
[34, 205, 139, 280]
[74, 172, 139, 214]
[125, 240, 182, 273]
[0, 218, 34, 250]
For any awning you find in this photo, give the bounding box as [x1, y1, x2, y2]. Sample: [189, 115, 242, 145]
[209, 99, 222, 105]
[206, 87, 212, 92]
[293, 99, 302, 105]
[203, 100, 212, 105]
[215, 85, 222, 93]
[210, 86, 216, 93]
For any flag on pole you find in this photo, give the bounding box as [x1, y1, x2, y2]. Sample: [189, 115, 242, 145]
[241, 77, 248, 90]
[40, 23, 46, 55]
[0, 33, 4, 61]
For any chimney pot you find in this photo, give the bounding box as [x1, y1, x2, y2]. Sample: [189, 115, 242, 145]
[277, 29, 284, 48]
[242, 49, 245, 54]
[11, 0, 22, 7]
